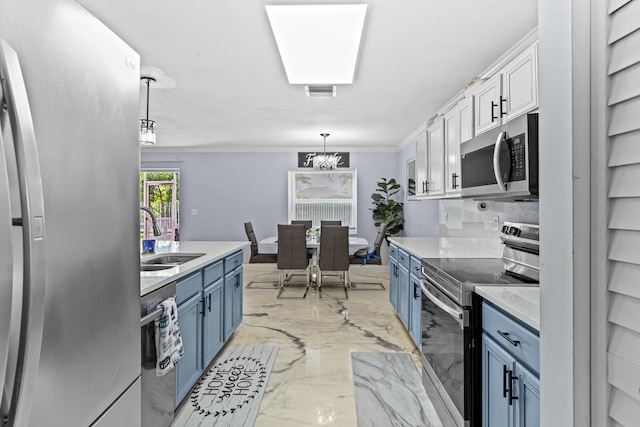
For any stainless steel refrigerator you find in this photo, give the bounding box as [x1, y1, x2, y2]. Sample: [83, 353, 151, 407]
[1, 0, 142, 425]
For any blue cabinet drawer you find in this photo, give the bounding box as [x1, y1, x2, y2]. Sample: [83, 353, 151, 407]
[398, 249, 411, 270]
[203, 260, 224, 286]
[225, 251, 243, 272]
[389, 244, 398, 261]
[176, 271, 203, 306]
[409, 256, 422, 278]
[482, 301, 540, 375]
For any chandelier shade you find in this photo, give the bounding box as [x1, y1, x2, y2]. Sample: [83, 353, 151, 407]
[313, 133, 339, 170]
[140, 77, 156, 145]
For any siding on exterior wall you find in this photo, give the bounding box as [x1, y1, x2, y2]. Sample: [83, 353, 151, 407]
[606, 0, 640, 423]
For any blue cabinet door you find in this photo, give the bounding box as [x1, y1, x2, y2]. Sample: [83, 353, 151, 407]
[176, 293, 202, 405]
[397, 264, 409, 328]
[389, 259, 398, 311]
[408, 274, 421, 348]
[482, 334, 516, 427]
[202, 279, 224, 369]
[232, 267, 243, 331]
[224, 270, 235, 340]
[515, 362, 540, 427]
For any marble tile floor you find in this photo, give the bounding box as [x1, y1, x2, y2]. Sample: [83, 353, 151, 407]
[174, 263, 442, 427]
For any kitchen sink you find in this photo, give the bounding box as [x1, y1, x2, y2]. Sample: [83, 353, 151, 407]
[140, 253, 205, 266]
[140, 264, 175, 272]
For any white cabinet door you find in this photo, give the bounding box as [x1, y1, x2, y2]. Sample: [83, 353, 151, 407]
[444, 107, 461, 197]
[474, 74, 502, 136]
[415, 131, 429, 197]
[426, 118, 445, 197]
[502, 43, 538, 122]
[458, 96, 474, 143]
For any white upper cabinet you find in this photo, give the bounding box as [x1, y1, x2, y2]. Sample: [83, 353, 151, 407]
[425, 117, 445, 198]
[415, 129, 429, 197]
[474, 73, 502, 135]
[502, 42, 539, 122]
[458, 95, 474, 143]
[474, 42, 539, 136]
[443, 107, 461, 197]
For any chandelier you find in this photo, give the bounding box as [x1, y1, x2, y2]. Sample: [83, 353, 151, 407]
[140, 77, 157, 145]
[313, 133, 339, 170]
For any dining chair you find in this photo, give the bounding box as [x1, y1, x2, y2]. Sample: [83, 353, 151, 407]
[244, 222, 278, 263]
[291, 220, 312, 230]
[318, 225, 350, 298]
[277, 224, 311, 297]
[350, 222, 388, 266]
[320, 220, 341, 226]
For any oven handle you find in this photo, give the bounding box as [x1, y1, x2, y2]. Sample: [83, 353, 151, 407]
[420, 279, 464, 326]
[493, 131, 508, 192]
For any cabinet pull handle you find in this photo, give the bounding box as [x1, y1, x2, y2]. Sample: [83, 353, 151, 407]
[498, 330, 520, 346]
[452, 173, 458, 189]
[235, 274, 241, 288]
[425, 181, 429, 193]
[413, 282, 420, 299]
[508, 370, 518, 406]
[200, 300, 205, 316]
[208, 293, 212, 312]
[502, 365, 508, 398]
[500, 96, 507, 117]
[491, 101, 498, 121]
[422, 181, 427, 193]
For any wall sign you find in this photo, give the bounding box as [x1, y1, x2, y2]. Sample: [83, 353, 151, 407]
[298, 152, 350, 168]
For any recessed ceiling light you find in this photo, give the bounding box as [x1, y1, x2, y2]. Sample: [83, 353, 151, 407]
[265, 4, 367, 85]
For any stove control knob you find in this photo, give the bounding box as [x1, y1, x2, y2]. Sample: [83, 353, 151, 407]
[509, 227, 521, 236]
[501, 225, 510, 234]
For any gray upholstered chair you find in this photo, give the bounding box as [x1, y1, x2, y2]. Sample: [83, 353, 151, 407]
[244, 222, 277, 263]
[350, 223, 388, 265]
[291, 220, 312, 230]
[277, 224, 311, 297]
[320, 220, 341, 226]
[318, 225, 350, 298]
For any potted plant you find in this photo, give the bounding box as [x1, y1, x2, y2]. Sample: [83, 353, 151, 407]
[370, 177, 404, 240]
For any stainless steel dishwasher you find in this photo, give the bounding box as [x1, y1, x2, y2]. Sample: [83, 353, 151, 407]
[141, 281, 177, 427]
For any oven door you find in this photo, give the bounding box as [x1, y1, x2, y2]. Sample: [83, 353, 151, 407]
[420, 278, 471, 426]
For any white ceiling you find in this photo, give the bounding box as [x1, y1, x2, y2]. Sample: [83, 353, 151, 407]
[77, 0, 538, 153]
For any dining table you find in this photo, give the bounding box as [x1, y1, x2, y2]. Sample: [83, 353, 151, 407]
[258, 235, 369, 283]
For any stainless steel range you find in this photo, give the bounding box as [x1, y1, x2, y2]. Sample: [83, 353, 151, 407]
[420, 222, 539, 427]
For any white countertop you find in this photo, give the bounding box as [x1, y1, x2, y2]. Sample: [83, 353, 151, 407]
[475, 286, 540, 331]
[140, 241, 249, 296]
[388, 237, 504, 259]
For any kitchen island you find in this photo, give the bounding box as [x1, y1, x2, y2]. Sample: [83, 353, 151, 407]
[140, 240, 249, 296]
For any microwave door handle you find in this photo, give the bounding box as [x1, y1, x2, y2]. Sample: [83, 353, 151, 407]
[420, 280, 464, 326]
[493, 131, 508, 192]
[0, 39, 47, 427]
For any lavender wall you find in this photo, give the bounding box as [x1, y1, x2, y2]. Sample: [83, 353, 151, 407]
[141, 151, 402, 243]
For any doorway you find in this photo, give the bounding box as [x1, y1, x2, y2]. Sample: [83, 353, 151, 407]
[140, 170, 180, 241]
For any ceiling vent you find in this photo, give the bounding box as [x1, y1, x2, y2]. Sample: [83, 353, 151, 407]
[305, 85, 337, 97]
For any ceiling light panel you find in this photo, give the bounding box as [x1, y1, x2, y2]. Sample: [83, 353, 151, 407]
[265, 4, 367, 85]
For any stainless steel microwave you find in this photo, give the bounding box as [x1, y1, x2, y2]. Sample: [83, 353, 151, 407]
[460, 112, 538, 200]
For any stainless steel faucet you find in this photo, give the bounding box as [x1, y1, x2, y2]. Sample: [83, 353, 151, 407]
[140, 206, 162, 236]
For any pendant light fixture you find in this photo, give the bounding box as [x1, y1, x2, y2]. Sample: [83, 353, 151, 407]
[313, 133, 339, 170]
[140, 76, 157, 145]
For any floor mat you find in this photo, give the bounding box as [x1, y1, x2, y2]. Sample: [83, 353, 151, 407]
[173, 345, 278, 427]
[351, 352, 443, 427]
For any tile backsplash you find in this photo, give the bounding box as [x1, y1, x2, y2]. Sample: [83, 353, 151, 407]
[439, 200, 539, 238]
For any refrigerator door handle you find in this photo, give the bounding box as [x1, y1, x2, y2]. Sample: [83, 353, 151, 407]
[0, 71, 14, 424]
[0, 39, 47, 427]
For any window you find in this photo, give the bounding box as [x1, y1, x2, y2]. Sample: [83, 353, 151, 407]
[140, 169, 180, 241]
[288, 169, 357, 233]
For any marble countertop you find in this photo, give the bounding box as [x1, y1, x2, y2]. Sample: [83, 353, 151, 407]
[140, 240, 249, 296]
[388, 237, 504, 259]
[475, 286, 540, 331]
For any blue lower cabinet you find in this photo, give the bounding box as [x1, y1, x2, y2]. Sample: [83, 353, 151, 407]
[397, 264, 409, 329]
[174, 251, 245, 407]
[482, 301, 540, 427]
[515, 363, 540, 427]
[408, 274, 421, 348]
[202, 279, 224, 368]
[176, 293, 202, 405]
[389, 255, 399, 311]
